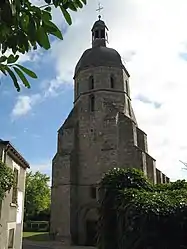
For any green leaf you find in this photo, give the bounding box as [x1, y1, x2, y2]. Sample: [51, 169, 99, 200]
[36, 26, 50, 49]
[41, 10, 52, 22]
[53, 0, 58, 7]
[2, 43, 8, 54]
[60, 6, 72, 25]
[0, 64, 7, 76]
[75, 0, 83, 8]
[45, 0, 51, 3]
[5, 66, 20, 92]
[81, 0, 87, 4]
[17, 31, 30, 53]
[20, 13, 30, 32]
[43, 21, 63, 40]
[14, 64, 37, 79]
[28, 20, 37, 40]
[31, 5, 42, 19]
[44, 6, 52, 12]
[30, 40, 37, 50]
[0, 56, 7, 63]
[68, 2, 78, 11]
[7, 55, 19, 64]
[13, 67, 31, 89]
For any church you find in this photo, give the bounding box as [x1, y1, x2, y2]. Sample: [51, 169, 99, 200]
[50, 15, 170, 246]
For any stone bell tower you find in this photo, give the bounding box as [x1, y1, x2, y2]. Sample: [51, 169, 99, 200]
[50, 16, 170, 247]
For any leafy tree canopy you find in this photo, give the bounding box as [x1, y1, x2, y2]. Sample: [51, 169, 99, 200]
[99, 168, 187, 249]
[0, 160, 14, 201]
[24, 171, 51, 221]
[0, 0, 87, 91]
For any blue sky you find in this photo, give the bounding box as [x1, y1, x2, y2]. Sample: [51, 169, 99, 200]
[0, 24, 73, 176]
[1, 0, 187, 181]
[0, 45, 75, 176]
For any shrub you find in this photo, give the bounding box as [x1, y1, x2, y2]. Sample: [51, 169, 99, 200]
[98, 168, 187, 249]
[0, 161, 14, 202]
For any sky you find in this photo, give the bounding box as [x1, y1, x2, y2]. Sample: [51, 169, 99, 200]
[1, 0, 187, 181]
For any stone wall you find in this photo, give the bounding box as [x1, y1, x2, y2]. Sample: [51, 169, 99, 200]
[146, 154, 156, 183]
[51, 65, 170, 246]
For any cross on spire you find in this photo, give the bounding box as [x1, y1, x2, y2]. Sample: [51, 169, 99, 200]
[96, 2, 103, 19]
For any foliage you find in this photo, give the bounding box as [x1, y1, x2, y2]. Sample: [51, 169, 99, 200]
[24, 171, 51, 221]
[0, 0, 87, 91]
[0, 160, 14, 201]
[98, 168, 187, 249]
[101, 168, 153, 191]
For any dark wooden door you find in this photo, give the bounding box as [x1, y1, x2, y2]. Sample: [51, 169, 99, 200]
[86, 220, 97, 246]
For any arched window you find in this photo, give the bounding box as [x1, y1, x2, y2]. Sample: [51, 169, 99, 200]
[77, 81, 80, 95]
[95, 30, 99, 39]
[128, 99, 131, 116]
[101, 29, 105, 38]
[90, 95, 95, 112]
[126, 80, 129, 95]
[90, 186, 97, 199]
[89, 76, 94, 90]
[110, 76, 114, 89]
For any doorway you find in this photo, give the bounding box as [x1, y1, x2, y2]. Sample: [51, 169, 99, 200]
[86, 220, 97, 246]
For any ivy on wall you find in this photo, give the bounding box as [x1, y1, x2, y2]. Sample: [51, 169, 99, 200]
[98, 168, 187, 249]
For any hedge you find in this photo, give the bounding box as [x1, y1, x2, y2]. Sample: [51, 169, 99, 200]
[98, 168, 187, 249]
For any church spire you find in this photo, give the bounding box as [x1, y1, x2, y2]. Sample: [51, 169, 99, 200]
[91, 3, 108, 47]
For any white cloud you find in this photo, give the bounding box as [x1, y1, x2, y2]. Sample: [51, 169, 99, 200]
[29, 161, 51, 174]
[11, 94, 40, 118]
[43, 76, 71, 97]
[45, 0, 187, 181]
[18, 50, 43, 64]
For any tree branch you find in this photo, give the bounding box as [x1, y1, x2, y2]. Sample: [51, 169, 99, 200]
[39, 3, 53, 9]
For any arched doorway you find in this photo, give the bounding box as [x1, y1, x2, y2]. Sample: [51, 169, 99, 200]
[85, 208, 98, 246]
[78, 203, 99, 246]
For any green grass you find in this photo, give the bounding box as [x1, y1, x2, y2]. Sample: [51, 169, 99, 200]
[23, 231, 51, 241]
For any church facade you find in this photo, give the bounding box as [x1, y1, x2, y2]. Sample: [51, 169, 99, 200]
[50, 17, 170, 246]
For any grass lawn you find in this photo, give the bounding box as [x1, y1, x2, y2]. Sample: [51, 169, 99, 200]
[23, 231, 51, 241]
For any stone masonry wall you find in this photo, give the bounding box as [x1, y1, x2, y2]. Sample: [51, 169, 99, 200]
[51, 122, 75, 243]
[51, 64, 170, 246]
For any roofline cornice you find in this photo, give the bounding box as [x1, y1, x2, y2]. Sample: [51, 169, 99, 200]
[0, 140, 30, 169]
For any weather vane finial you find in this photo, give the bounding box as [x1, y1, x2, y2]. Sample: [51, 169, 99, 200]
[96, 2, 103, 20]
